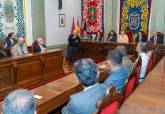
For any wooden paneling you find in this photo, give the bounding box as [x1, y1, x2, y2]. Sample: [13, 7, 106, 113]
[0, 60, 14, 97]
[0, 49, 64, 98]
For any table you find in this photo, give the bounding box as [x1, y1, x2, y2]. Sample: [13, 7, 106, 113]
[117, 57, 165, 114]
[0, 61, 109, 114]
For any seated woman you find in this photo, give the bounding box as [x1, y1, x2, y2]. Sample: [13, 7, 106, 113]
[94, 31, 104, 42]
[125, 27, 133, 43]
[117, 30, 129, 43]
[32, 38, 46, 53]
[135, 31, 147, 43]
[104, 50, 129, 92]
[107, 30, 117, 43]
[5, 32, 17, 48]
[62, 59, 106, 114]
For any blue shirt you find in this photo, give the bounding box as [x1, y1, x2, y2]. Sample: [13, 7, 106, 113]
[103, 67, 129, 92]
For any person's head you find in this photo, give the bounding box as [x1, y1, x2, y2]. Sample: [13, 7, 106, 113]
[74, 59, 99, 87]
[107, 50, 123, 68]
[121, 30, 126, 35]
[116, 46, 128, 57]
[7, 32, 16, 40]
[73, 30, 78, 36]
[97, 31, 101, 36]
[37, 38, 44, 45]
[17, 37, 25, 45]
[136, 43, 147, 54]
[2, 89, 36, 114]
[153, 32, 158, 37]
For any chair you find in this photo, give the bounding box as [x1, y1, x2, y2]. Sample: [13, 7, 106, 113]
[123, 71, 137, 100]
[132, 56, 142, 87]
[94, 85, 123, 114]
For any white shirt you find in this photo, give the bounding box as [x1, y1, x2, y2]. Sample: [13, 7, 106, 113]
[39, 44, 46, 52]
[139, 53, 149, 82]
[117, 35, 129, 43]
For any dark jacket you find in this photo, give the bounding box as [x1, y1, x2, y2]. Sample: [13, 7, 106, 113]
[135, 36, 147, 43]
[150, 36, 164, 44]
[33, 42, 46, 53]
[6, 38, 17, 48]
[68, 34, 80, 47]
[107, 35, 117, 42]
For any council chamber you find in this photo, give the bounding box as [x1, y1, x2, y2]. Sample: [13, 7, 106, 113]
[0, 0, 165, 114]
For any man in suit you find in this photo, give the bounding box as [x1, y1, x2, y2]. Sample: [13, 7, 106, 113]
[11, 37, 29, 56]
[150, 32, 163, 45]
[2, 89, 36, 114]
[135, 31, 147, 43]
[33, 38, 46, 53]
[62, 59, 106, 114]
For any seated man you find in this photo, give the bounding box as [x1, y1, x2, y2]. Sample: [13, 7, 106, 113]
[11, 37, 29, 56]
[81, 31, 93, 40]
[136, 43, 149, 83]
[2, 89, 36, 114]
[62, 59, 106, 114]
[33, 38, 46, 53]
[104, 50, 129, 92]
[116, 46, 133, 72]
[150, 32, 164, 45]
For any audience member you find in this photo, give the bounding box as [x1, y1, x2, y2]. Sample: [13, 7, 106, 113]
[81, 31, 93, 40]
[62, 59, 106, 114]
[107, 30, 117, 43]
[94, 31, 104, 42]
[104, 50, 129, 92]
[135, 31, 147, 43]
[150, 32, 163, 45]
[116, 46, 133, 72]
[2, 89, 36, 114]
[136, 43, 149, 83]
[5, 32, 17, 48]
[11, 37, 29, 56]
[117, 30, 129, 43]
[68, 30, 80, 65]
[33, 38, 46, 53]
[125, 27, 133, 43]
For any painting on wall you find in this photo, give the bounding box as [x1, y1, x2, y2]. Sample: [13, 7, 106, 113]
[0, 0, 26, 39]
[120, 0, 152, 34]
[82, 0, 104, 33]
[59, 14, 66, 27]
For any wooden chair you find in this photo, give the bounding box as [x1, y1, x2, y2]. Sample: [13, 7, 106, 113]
[132, 56, 142, 87]
[123, 71, 137, 100]
[94, 85, 123, 114]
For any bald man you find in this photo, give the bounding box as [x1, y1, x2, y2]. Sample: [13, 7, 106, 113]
[11, 37, 29, 56]
[33, 38, 46, 53]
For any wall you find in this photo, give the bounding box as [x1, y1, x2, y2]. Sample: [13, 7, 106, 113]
[25, 0, 33, 45]
[149, 0, 165, 40]
[104, 0, 120, 35]
[44, 0, 81, 46]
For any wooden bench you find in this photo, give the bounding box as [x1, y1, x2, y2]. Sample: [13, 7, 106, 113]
[0, 61, 109, 114]
[0, 49, 64, 98]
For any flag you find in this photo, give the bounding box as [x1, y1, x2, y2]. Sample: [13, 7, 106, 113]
[71, 17, 75, 34]
[83, 18, 87, 32]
